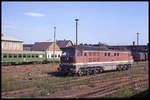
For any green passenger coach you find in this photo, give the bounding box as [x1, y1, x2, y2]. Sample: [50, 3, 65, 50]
[1, 51, 46, 65]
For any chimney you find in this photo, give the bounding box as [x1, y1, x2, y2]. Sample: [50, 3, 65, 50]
[133, 41, 135, 46]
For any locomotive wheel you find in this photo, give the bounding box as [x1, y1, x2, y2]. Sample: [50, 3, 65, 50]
[117, 66, 122, 71]
[86, 70, 90, 76]
[99, 68, 103, 73]
[93, 69, 98, 75]
[78, 70, 83, 76]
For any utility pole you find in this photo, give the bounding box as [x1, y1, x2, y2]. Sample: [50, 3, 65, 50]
[53, 26, 56, 63]
[136, 32, 140, 45]
[75, 19, 79, 45]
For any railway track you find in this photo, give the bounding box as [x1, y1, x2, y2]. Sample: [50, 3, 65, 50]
[5, 65, 147, 86]
[62, 74, 148, 98]
[2, 65, 148, 98]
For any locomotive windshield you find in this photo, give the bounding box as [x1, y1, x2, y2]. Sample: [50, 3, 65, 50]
[62, 49, 75, 56]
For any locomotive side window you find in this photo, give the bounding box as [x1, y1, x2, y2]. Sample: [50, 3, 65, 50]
[117, 53, 119, 56]
[114, 53, 117, 56]
[108, 53, 110, 56]
[104, 53, 107, 56]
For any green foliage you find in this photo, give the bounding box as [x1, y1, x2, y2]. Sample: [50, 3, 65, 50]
[30, 91, 39, 98]
[40, 89, 49, 96]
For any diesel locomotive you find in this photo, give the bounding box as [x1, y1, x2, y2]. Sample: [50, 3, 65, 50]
[58, 45, 134, 76]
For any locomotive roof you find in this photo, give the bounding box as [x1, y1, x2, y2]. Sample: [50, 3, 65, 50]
[67, 45, 129, 51]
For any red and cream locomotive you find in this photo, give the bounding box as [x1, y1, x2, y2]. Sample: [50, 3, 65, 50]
[58, 45, 133, 76]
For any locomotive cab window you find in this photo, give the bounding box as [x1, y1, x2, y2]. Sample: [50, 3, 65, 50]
[77, 52, 82, 56]
[108, 53, 110, 56]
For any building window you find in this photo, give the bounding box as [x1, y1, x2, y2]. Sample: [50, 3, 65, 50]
[114, 53, 117, 56]
[89, 52, 92, 56]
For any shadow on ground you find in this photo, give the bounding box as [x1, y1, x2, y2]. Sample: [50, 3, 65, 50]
[45, 70, 119, 77]
[130, 89, 149, 98]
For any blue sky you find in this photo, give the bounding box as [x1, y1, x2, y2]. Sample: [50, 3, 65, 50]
[2, 2, 148, 45]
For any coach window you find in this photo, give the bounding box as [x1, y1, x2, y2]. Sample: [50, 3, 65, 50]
[18, 54, 22, 58]
[27, 54, 31, 58]
[51, 54, 54, 58]
[3, 54, 7, 58]
[36, 54, 39, 58]
[32, 54, 35, 58]
[9, 54, 13, 58]
[23, 54, 26, 58]
[14, 54, 17, 58]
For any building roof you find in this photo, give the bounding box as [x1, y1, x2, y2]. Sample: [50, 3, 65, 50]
[2, 36, 23, 42]
[31, 42, 53, 51]
[23, 44, 34, 47]
[56, 40, 73, 48]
